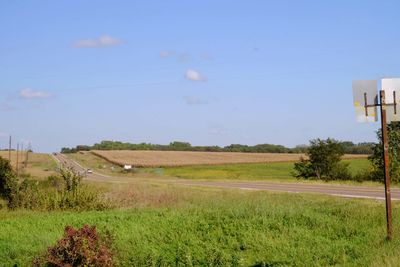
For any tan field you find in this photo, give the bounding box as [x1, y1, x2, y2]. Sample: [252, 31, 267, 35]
[92, 150, 368, 168]
[0, 151, 58, 178]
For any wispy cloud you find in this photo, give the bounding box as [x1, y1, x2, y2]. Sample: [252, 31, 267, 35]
[73, 35, 124, 48]
[159, 50, 174, 58]
[19, 88, 51, 99]
[183, 96, 208, 106]
[185, 69, 206, 82]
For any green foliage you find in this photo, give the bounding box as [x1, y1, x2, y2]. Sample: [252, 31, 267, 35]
[292, 158, 314, 179]
[12, 169, 110, 211]
[62, 140, 373, 154]
[0, 156, 18, 208]
[369, 122, 400, 183]
[33, 225, 113, 267]
[60, 167, 82, 194]
[293, 138, 352, 180]
[341, 141, 374, 154]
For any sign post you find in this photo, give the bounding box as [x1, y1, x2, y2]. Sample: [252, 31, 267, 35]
[353, 79, 400, 240]
[379, 90, 392, 240]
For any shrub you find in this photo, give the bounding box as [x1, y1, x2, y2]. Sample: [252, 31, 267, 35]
[33, 225, 113, 267]
[12, 170, 110, 211]
[293, 138, 351, 181]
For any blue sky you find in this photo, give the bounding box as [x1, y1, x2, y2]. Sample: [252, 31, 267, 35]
[1, 1, 399, 152]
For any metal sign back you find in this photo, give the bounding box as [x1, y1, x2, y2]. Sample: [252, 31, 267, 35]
[352, 80, 378, 122]
[382, 78, 400, 122]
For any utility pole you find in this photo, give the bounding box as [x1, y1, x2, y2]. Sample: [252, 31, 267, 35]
[20, 143, 24, 169]
[25, 143, 30, 168]
[16, 143, 19, 177]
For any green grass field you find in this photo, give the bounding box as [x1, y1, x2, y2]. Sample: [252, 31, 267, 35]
[1, 187, 400, 266]
[158, 158, 371, 182]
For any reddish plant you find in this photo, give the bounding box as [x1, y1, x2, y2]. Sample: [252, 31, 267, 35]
[33, 225, 113, 267]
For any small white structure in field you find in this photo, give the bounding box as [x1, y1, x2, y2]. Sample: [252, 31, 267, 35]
[123, 164, 132, 170]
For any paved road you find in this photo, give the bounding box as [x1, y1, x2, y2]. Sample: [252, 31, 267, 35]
[53, 153, 400, 201]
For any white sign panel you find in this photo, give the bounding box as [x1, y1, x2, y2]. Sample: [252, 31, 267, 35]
[352, 80, 378, 123]
[382, 78, 400, 122]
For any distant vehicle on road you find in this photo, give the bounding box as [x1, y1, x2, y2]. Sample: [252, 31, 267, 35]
[87, 169, 93, 174]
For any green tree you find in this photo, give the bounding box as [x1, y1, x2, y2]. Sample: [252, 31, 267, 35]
[369, 122, 400, 183]
[0, 157, 18, 207]
[293, 138, 351, 180]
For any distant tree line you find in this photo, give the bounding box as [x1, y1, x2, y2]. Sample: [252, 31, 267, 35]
[60, 140, 374, 154]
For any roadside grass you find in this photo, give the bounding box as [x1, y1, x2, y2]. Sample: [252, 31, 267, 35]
[1, 187, 400, 266]
[0, 151, 58, 179]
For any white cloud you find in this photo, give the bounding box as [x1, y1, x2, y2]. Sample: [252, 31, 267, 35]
[183, 96, 208, 106]
[73, 35, 124, 48]
[185, 69, 206, 82]
[19, 88, 51, 99]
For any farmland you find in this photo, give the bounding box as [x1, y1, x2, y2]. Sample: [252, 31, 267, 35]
[67, 151, 373, 185]
[66, 151, 372, 184]
[0, 151, 58, 178]
[92, 150, 367, 168]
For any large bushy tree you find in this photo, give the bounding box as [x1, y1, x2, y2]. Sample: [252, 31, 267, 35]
[0, 157, 18, 206]
[293, 138, 351, 180]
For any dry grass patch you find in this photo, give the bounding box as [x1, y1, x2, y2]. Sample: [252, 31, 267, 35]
[92, 150, 367, 168]
[0, 151, 57, 178]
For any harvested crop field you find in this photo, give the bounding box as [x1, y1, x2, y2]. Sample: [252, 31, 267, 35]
[91, 150, 368, 167]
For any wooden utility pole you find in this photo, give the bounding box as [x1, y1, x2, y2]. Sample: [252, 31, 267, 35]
[379, 90, 393, 240]
[16, 143, 19, 176]
[25, 143, 30, 168]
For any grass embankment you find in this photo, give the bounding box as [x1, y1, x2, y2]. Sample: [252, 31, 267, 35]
[0, 151, 57, 178]
[1, 187, 400, 266]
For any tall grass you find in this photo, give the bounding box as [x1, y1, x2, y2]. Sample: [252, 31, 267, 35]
[1, 189, 400, 266]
